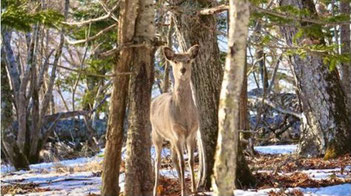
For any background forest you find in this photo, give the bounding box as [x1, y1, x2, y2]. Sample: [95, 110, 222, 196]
[1, 0, 351, 195]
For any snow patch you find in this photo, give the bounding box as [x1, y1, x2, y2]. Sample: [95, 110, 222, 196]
[254, 144, 297, 154]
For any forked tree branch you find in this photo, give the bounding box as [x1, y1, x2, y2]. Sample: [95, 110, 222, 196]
[98, 0, 119, 22]
[65, 23, 117, 45]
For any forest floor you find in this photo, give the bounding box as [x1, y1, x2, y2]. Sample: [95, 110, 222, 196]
[1, 145, 350, 196]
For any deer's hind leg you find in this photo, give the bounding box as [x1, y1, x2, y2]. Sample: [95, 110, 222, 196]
[152, 130, 162, 196]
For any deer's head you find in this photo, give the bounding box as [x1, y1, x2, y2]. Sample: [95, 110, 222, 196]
[163, 45, 199, 81]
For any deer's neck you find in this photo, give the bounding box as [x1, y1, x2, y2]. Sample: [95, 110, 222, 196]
[173, 79, 194, 106]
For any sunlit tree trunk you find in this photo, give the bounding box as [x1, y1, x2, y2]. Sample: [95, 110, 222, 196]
[123, 0, 155, 195]
[101, 0, 138, 195]
[212, 0, 250, 195]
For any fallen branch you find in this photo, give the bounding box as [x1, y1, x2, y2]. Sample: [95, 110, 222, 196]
[250, 97, 302, 119]
[43, 110, 89, 124]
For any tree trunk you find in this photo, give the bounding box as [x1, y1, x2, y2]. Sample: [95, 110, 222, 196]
[123, 0, 155, 195]
[101, 0, 137, 195]
[1, 56, 30, 170]
[162, 19, 173, 93]
[236, 58, 256, 188]
[171, 0, 223, 190]
[280, 0, 351, 159]
[340, 0, 351, 123]
[29, 25, 41, 163]
[212, 0, 250, 195]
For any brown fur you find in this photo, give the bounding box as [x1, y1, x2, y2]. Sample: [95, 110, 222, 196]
[150, 45, 199, 196]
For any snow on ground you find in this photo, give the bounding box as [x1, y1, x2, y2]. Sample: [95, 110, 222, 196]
[301, 167, 351, 181]
[227, 184, 351, 196]
[1, 145, 350, 196]
[299, 183, 351, 196]
[254, 144, 297, 154]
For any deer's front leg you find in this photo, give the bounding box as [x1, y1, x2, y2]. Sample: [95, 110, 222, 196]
[187, 138, 196, 194]
[175, 142, 186, 196]
[152, 131, 162, 196]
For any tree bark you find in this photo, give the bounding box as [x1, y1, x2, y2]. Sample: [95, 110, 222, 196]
[280, 0, 351, 159]
[171, 0, 223, 189]
[1, 55, 30, 170]
[123, 0, 155, 195]
[236, 58, 256, 188]
[0, 0, 70, 168]
[101, 0, 137, 195]
[212, 0, 250, 195]
[162, 19, 173, 93]
[340, 0, 351, 123]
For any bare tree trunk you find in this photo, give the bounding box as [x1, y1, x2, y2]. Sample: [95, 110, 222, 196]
[340, 0, 351, 122]
[123, 0, 155, 195]
[212, 0, 250, 195]
[280, 0, 351, 159]
[17, 25, 39, 154]
[162, 19, 173, 93]
[32, 0, 68, 163]
[101, 0, 137, 195]
[29, 26, 40, 162]
[1, 0, 69, 168]
[171, 0, 223, 190]
[236, 59, 256, 188]
[1, 55, 30, 170]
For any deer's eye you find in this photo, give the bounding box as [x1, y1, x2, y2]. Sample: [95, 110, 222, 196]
[174, 60, 178, 64]
[186, 60, 190, 63]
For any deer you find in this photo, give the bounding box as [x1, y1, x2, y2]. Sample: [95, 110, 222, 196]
[150, 45, 200, 196]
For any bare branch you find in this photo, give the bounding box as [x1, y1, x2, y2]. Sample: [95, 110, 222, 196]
[198, 4, 351, 26]
[252, 6, 351, 26]
[266, 54, 282, 94]
[90, 93, 111, 115]
[56, 86, 70, 111]
[52, 64, 133, 77]
[65, 23, 117, 45]
[98, 0, 119, 22]
[37, 49, 55, 88]
[100, 43, 153, 57]
[198, 4, 228, 15]
[63, 3, 119, 26]
[2, 31, 21, 94]
[40, 0, 69, 121]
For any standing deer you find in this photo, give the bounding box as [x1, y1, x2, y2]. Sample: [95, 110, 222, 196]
[150, 45, 200, 196]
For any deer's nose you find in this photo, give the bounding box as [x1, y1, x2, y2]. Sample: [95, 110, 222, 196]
[180, 68, 186, 74]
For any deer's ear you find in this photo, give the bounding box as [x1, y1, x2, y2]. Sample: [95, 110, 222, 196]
[187, 44, 199, 59]
[163, 47, 175, 61]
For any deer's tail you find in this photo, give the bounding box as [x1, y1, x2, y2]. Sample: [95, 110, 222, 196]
[196, 130, 206, 190]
